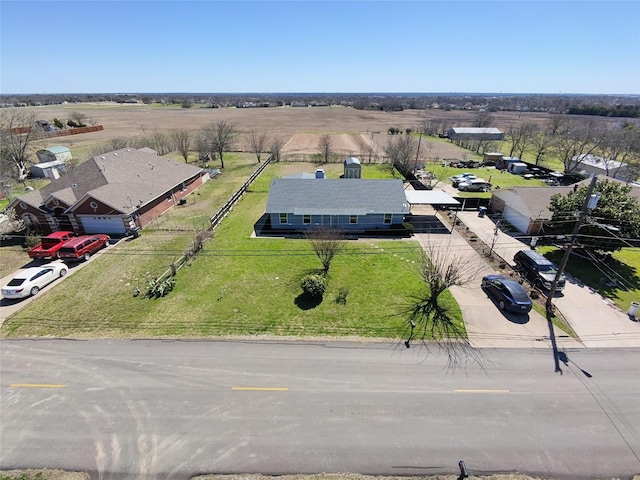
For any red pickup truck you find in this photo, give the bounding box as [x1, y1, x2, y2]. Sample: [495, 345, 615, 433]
[27, 231, 75, 260]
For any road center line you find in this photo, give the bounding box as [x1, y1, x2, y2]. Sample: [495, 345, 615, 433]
[455, 389, 510, 394]
[10, 383, 66, 389]
[232, 387, 288, 391]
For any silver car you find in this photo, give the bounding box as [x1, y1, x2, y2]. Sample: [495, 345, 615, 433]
[2, 262, 68, 299]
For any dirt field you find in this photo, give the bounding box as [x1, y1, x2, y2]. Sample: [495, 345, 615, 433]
[22, 103, 554, 162]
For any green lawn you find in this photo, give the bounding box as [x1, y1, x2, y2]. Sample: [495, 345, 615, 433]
[536, 245, 640, 312]
[2, 160, 462, 341]
[427, 163, 547, 198]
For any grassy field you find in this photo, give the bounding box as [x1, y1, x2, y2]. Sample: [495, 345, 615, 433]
[2, 160, 462, 341]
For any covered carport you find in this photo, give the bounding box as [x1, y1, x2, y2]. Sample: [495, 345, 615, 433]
[404, 190, 460, 233]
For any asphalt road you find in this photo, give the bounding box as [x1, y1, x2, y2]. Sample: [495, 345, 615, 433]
[1, 339, 639, 480]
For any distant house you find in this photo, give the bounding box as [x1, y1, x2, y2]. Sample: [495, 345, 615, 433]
[448, 127, 504, 141]
[572, 154, 636, 182]
[8, 148, 208, 236]
[264, 178, 410, 233]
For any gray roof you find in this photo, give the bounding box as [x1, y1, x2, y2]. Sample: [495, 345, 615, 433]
[450, 127, 503, 134]
[12, 148, 203, 214]
[266, 179, 410, 215]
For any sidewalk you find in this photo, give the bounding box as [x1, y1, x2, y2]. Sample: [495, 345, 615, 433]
[454, 209, 640, 348]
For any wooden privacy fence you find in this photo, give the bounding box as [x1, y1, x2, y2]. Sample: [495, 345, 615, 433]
[155, 155, 273, 283]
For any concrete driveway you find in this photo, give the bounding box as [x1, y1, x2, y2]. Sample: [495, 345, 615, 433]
[453, 208, 640, 348]
[410, 205, 581, 349]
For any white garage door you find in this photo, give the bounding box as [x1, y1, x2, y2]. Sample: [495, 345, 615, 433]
[80, 216, 126, 235]
[502, 206, 530, 233]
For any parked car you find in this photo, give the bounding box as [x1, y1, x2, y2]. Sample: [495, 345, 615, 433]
[2, 262, 68, 299]
[58, 234, 110, 262]
[457, 178, 490, 192]
[450, 173, 476, 186]
[514, 249, 566, 291]
[27, 231, 75, 260]
[481, 275, 533, 314]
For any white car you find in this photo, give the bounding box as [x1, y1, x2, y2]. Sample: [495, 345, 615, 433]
[1, 262, 68, 299]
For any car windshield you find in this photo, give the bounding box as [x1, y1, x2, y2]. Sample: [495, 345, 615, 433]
[7, 278, 25, 286]
[538, 264, 557, 273]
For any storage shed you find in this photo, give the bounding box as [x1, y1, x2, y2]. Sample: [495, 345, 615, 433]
[343, 156, 362, 178]
[36, 146, 72, 164]
[507, 162, 528, 174]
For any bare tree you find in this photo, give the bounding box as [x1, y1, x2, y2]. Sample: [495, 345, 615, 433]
[69, 111, 88, 127]
[473, 112, 494, 128]
[531, 130, 554, 166]
[245, 129, 268, 163]
[171, 130, 191, 163]
[552, 118, 605, 173]
[319, 134, 333, 163]
[402, 242, 483, 369]
[270, 136, 285, 162]
[384, 134, 418, 177]
[0, 207, 25, 236]
[195, 133, 211, 165]
[201, 120, 238, 168]
[506, 123, 536, 159]
[0, 109, 39, 182]
[305, 226, 346, 272]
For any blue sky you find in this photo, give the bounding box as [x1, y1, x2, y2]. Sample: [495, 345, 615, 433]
[1, 1, 639, 94]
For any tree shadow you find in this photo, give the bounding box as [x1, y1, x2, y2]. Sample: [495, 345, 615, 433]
[400, 295, 486, 372]
[294, 292, 323, 310]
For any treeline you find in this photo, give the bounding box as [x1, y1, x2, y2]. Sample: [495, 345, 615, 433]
[567, 104, 639, 118]
[1, 92, 639, 119]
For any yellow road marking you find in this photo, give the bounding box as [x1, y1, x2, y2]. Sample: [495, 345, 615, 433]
[10, 383, 65, 389]
[232, 387, 288, 391]
[455, 389, 509, 393]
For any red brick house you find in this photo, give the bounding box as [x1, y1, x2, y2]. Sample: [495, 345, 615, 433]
[8, 148, 209, 236]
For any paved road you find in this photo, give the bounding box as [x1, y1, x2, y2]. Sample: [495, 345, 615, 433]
[2, 339, 639, 479]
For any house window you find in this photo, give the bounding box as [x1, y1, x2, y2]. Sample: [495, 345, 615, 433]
[279, 213, 288, 224]
[303, 215, 311, 224]
[349, 215, 358, 224]
[384, 214, 392, 224]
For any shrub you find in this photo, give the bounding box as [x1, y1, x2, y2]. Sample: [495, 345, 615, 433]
[53, 118, 64, 129]
[301, 274, 326, 297]
[335, 286, 349, 305]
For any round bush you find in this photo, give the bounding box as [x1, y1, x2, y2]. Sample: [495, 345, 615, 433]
[301, 274, 326, 297]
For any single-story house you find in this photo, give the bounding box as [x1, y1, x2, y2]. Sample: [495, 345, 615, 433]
[489, 184, 588, 235]
[8, 148, 208, 236]
[264, 178, 410, 232]
[572, 154, 636, 182]
[448, 127, 504, 141]
[36, 146, 72, 164]
[489, 178, 640, 235]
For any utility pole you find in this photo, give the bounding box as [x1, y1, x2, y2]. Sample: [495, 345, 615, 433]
[546, 175, 598, 314]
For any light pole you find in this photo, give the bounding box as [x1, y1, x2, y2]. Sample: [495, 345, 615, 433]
[545, 175, 599, 315]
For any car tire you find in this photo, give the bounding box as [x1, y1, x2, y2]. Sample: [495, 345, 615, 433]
[55, 251, 60, 259]
[534, 279, 543, 290]
[30, 286, 40, 296]
[83, 252, 91, 261]
[59, 268, 67, 278]
[498, 300, 506, 310]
